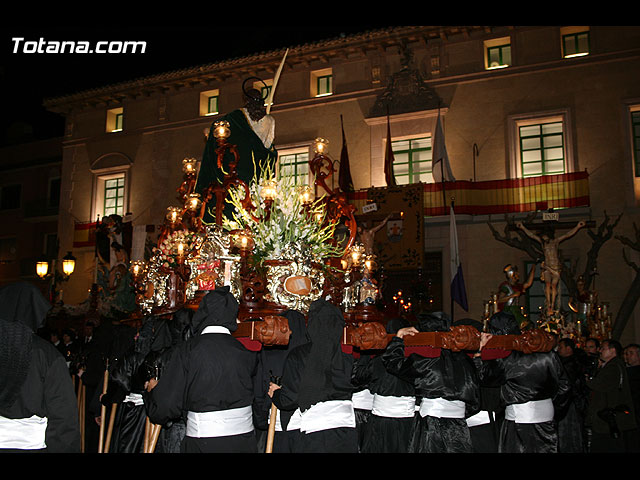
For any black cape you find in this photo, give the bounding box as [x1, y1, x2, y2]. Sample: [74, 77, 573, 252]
[143, 287, 259, 453]
[271, 299, 357, 453]
[475, 311, 571, 453]
[0, 282, 80, 453]
[381, 313, 480, 453]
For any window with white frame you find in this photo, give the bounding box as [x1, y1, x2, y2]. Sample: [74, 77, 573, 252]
[199, 89, 220, 117]
[392, 136, 433, 185]
[561, 27, 590, 58]
[484, 37, 512, 70]
[253, 79, 273, 107]
[92, 171, 129, 220]
[508, 110, 574, 179]
[311, 68, 333, 97]
[519, 121, 565, 177]
[278, 148, 310, 186]
[106, 107, 124, 133]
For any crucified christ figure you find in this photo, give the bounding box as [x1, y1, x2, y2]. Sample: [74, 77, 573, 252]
[357, 213, 394, 256]
[516, 220, 586, 316]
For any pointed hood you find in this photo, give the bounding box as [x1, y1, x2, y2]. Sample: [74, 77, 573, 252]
[0, 282, 51, 409]
[0, 281, 51, 332]
[191, 286, 239, 334]
[386, 316, 411, 334]
[298, 299, 346, 412]
[488, 311, 521, 336]
[417, 311, 451, 332]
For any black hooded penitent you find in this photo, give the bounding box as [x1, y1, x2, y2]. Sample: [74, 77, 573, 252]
[191, 286, 239, 335]
[297, 299, 348, 412]
[0, 282, 51, 409]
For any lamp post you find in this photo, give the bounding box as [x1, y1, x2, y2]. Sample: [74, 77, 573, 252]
[36, 251, 76, 304]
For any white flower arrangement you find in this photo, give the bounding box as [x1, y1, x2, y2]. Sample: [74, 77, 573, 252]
[222, 158, 344, 266]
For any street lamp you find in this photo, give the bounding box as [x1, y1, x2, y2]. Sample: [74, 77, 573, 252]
[36, 256, 49, 278]
[62, 251, 76, 277]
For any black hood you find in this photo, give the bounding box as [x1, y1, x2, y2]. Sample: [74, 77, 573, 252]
[191, 286, 239, 334]
[488, 311, 521, 336]
[282, 309, 309, 350]
[386, 317, 411, 334]
[298, 299, 347, 412]
[453, 317, 484, 332]
[0, 281, 51, 332]
[170, 308, 195, 344]
[0, 282, 51, 410]
[417, 311, 451, 332]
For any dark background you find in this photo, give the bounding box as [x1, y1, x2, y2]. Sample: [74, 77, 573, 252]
[0, 25, 391, 146]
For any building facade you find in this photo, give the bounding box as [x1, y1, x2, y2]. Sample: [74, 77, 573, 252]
[0, 133, 63, 300]
[43, 26, 640, 343]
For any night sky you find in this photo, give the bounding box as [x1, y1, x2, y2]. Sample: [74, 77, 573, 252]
[0, 25, 391, 146]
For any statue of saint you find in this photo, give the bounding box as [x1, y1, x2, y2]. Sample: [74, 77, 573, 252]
[497, 263, 535, 328]
[195, 78, 278, 223]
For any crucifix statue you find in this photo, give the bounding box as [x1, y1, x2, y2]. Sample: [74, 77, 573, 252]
[516, 219, 586, 316]
[357, 213, 394, 256]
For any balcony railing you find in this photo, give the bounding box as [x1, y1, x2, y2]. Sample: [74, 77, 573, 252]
[349, 171, 590, 217]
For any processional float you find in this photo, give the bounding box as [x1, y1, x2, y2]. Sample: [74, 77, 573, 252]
[122, 121, 555, 453]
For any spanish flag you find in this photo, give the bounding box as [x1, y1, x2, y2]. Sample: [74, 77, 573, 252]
[73, 221, 97, 248]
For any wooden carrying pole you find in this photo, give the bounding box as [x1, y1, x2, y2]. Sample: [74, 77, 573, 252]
[77, 380, 85, 453]
[143, 417, 151, 453]
[265, 403, 278, 453]
[144, 418, 162, 453]
[104, 404, 117, 453]
[97, 368, 109, 453]
[149, 424, 161, 453]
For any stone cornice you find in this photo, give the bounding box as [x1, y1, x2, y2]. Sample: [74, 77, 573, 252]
[42, 26, 492, 113]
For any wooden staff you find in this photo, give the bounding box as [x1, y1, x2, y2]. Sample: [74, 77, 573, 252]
[143, 417, 151, 453]
[104, 403, 117, 453]
[78, 381, 85, 453]
[265, 403, 278, 453]
[148, 423, 162, 453]
[97, 367, 109, 453]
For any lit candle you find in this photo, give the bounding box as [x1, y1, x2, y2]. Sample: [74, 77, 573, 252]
[177, 243, 184, 256]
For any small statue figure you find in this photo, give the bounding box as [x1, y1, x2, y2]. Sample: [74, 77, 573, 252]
[497, 263, 536, 328]
[516, 220, 586, 316]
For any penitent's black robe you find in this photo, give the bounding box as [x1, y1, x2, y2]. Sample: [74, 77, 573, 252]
[253, 309, 308, 453]
[352, 352, 416, 453]
[382, 337, 480, 453]
[474, 350, 571, 453]
[143, 288, 259, 453]
[0, 282, 80, 453]
[271, 300, 357, 454]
